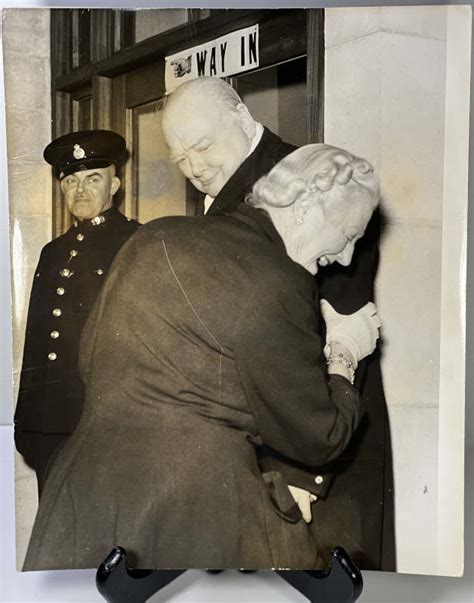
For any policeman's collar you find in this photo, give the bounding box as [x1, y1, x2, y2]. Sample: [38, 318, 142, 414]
[73, 206, 117, 228]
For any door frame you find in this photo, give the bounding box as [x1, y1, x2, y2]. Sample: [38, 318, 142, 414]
[50, 8, 324, 234]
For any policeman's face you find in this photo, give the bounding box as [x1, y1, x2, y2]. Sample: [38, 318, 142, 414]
[60, 166, 120, 220]
[163, 95, 253, 197]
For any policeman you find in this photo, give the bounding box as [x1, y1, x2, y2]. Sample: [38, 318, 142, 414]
[14, 130, 140, 495]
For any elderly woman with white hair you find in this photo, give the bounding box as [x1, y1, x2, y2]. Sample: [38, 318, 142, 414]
[24, 144, 381, 571]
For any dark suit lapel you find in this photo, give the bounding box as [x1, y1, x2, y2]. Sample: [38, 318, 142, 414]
[206, 146, 259, 216]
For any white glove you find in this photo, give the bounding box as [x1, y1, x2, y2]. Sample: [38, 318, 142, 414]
[320, 299, 382, 366]
[288, 485, 318, 523]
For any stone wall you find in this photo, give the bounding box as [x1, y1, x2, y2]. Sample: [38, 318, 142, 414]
[3, 8, 52, 568]
[325, 5, 467, 574]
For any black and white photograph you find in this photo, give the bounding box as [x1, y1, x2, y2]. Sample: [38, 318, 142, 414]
[2, 5, 470, 578]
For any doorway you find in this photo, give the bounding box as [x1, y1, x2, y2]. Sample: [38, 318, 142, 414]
[50, 9, 323, 232]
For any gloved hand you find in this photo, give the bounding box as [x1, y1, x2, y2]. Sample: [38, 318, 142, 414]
[320, 299, 382, 366]
[288, 485, 318, 523]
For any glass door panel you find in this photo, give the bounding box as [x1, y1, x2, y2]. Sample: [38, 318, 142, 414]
[234, 56, 307, 147]
[126, 99, 187, 223]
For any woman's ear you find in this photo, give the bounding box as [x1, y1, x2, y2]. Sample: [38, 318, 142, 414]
[110, 176, 121, 197]
[294, 191, 324, 225]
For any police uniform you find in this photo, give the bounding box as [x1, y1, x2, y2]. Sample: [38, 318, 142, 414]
[14, 131, 140, 494]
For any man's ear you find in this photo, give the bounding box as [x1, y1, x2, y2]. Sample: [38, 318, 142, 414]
[236, 103, 256, 139]
[110, 176, 121, 197]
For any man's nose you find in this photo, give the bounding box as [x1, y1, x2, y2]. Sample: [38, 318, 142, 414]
[76, 179, 85, 193]
[188, 154, 206, 178]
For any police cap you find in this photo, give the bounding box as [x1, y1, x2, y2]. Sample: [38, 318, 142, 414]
[44, 130, 127, 179]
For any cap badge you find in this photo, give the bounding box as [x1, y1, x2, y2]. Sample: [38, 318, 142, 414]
[73, 144, 86, 160]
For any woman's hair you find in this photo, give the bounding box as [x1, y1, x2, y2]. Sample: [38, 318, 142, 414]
[246, 143, 379, 213]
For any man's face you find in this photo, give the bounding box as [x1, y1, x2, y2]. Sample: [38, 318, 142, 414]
[60, 166, 120, 220]
[163, 95, 252, 197]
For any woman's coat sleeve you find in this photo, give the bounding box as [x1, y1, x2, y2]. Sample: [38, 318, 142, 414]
[235, 276, 365, 467]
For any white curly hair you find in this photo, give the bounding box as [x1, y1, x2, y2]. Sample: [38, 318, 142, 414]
[246, 144, 379, 218]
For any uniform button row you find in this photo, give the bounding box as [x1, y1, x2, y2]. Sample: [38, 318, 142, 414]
[60, 268, 74, 278]
[56, 287, 65, 295]
[70, 249, 78, 257]
[76, 234, 84, 241]
[48, 352, 57, 361]
[52, 308, 62, 317]
[50, 330, 60, 339]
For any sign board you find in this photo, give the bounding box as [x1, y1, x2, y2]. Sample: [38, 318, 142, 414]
[165, 24, 259, 93]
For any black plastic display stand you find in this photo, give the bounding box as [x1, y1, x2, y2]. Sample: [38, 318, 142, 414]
[96, 546, 363, 602]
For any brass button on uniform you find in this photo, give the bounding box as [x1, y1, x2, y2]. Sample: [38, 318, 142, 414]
[70, 249, 78, 257]
[314, 475, 324, 485]
[76, 233, 85, 241]
[52, 308, 62, 317]
[50, 330, 60, 339]
[60, 268, 71, 277]
[48, 352, 57, 361]
[96, 268, 104, 275]
[56, 287, 65, 295]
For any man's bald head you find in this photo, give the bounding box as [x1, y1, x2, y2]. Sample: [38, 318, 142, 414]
[162, 78, 257, 197]
[165, 77, 245, 115]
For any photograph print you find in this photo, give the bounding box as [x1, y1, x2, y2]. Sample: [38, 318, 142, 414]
[2, 5, 470, 575]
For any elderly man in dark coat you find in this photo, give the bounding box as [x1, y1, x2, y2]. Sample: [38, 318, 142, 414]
[162, 77, 395, 571]
[14, 130, 140, 495]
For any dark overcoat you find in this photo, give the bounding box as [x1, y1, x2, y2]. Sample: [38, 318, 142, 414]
[14, 206, 140, 490]
[23, 206, 364, 571]
[206, 127, 395, 570]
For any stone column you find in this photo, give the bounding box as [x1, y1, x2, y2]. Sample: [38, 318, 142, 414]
[325, 6, 449, 574]
[3, 8, 52, 568]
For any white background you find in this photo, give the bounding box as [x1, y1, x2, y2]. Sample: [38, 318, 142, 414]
[1, 1, 473, 601]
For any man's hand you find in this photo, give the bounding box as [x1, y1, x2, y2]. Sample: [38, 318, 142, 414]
[170, 56, 192, 78]
[288, 485, 318, 523]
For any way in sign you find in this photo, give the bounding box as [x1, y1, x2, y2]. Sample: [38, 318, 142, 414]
[196, 31, 258, 77]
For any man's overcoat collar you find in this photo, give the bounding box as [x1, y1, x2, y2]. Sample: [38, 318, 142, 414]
[207, 128, 295, 216]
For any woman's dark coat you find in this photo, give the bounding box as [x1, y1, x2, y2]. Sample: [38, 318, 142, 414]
[23, 206, 363, 571]
[206, 127, 395, 571]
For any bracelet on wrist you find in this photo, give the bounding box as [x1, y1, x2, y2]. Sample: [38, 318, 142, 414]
[326, 353, 356, 385]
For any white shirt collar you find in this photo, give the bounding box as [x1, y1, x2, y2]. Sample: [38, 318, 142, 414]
[204, 122, 264, 214]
